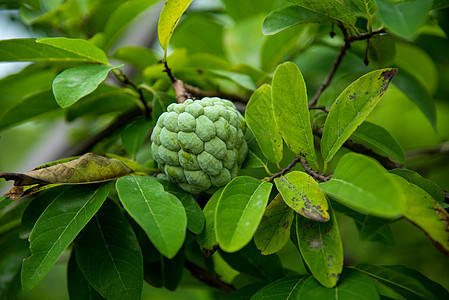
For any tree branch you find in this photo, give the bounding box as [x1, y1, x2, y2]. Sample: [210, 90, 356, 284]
[184, 260, 236, 294]
[112, 70, 151, 118]
[300, 158, 331, 182]
[268, 156, 302, 182]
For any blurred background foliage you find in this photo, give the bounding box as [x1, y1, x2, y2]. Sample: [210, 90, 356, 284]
[0, 0, 449, 298]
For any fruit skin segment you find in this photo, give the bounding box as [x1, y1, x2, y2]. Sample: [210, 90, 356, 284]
[151, 97, 248, 194]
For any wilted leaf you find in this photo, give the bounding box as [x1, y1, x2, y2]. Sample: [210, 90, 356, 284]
[215, 176, 272, 253]
[246, 84, 283, 164]
[254, 194, 294, 255]
[321, 68, 397, 162]
[1, 153, 136, 200]
[296, 205, 343, 288]
[274, 171, 329, 222]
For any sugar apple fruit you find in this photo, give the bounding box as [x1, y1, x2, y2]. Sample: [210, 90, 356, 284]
[151, 97, 248, 194]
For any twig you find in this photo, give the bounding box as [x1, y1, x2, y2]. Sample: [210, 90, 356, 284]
[406, 143, 449, 159]
[308, 25, 386, 106]
[268, 156, 302, 182]
[184, 260, 236, 294]
[308, 105, 329, 113]
[113, 70, 151, 118]
[300, 158, 331, 182]
[67, 109, 142, 156]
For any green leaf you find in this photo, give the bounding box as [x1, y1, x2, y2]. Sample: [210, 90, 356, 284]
[224, 282, 266, 300]
[67, 252, 104, 300]
[297, 269, 380, 299]
[390, 169, 446, 207]
[221, 0, 278, 20]
[321, 68, 397, 162]
[296, 204, 343, 288]
[274, 171, 329, 222]
[272, 62, 317, 167]
[121, 116, 152, 156]
[197, 188, 223, 256]
[392, 175, 449, 255]
[318, 153, 405, 218]
[285, 0, 357, 25]
[158, 0, 194, 59]
[21, 182, 112, 290]
[0, 38, 107, 64]
[262, 4, 333, 35]
[352, 0, 377, 16]
[161, 247, 185, 291]
[154, 179, 205, 235]
[353, 264, 449, 299]
[116, 175, 186, 258]
[254, 194, 294, 255]
[74, 200, 143, 300]
[112, 46, 158, 70]
[246, 84, 283, 164]
[219, 242, 284, 281]
[393, 69, 436, 129]
[52, 64, 123, 108]
[0, 197, 14, 214]
[351, 121, 405, 163]
[0, 90, 60, 131]
[215, 176, 272, 253]
[376, 0, 433, 39]
[104, 0, 159, 51]
[251, 276, 305, 299]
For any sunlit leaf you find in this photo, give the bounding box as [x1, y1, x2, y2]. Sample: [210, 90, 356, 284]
[21, 182, 112, 290]
[254, 194, 294, 255]
[274, 171, 329, 222]
[246, 84, 283, 164]
[215, 176, 272, 252]
[272, 62, 317, 167]
[321, 68, 397, 162]
[318, 153, 405, 218]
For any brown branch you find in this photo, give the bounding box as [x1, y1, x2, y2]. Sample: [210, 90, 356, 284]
[268, 156, 302, 182]
[113, 70, 151, 118]
[300, 158, 331, 182]
[308, 25, 386, 106]
[308, 105, 329, 113]
[185, 260, 236, 294]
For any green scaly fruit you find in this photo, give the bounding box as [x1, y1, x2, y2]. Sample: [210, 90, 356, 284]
[151, 97, 248, 194]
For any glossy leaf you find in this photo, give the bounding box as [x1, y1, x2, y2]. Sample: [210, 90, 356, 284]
[104, 0, 159, 51]
[116, 175, 186, 258]
[390, 169, 446, 207]
[0, 38, 107, 64]
[353, 264, 449, 299]
[285, 0, 357, 25]
[321, 68, 397, 162]
[67, 252, 104, 300]
[393, 175, 449, 255]
[263, 5, 332, 35]
[0, 90, 60, 131]
[274, 171, 329, 222]
[219, 242, 284, 281]
[74, 200, 143, 300]
[246, 84, 283, 164]
[1, 153, 135, 200]
[272, 62, 317, 167]
[215, 176, 272, 253]
[351, 121, 405, 163]
[52, 64, 123, 108]
[376, 0, 432, 39]
[21, 182, 112, 290]
[158, 0, 194, 59]
[121, 117, 152, 156]
[318, 153, 405, 218]
[254, 194, 294, 255]
[296, 205, 343, 288]
[297, 269, 380, 299]
[198, 188, 223, 256]
[393, 69, 436, 129]
[251, 276, 305, 299]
